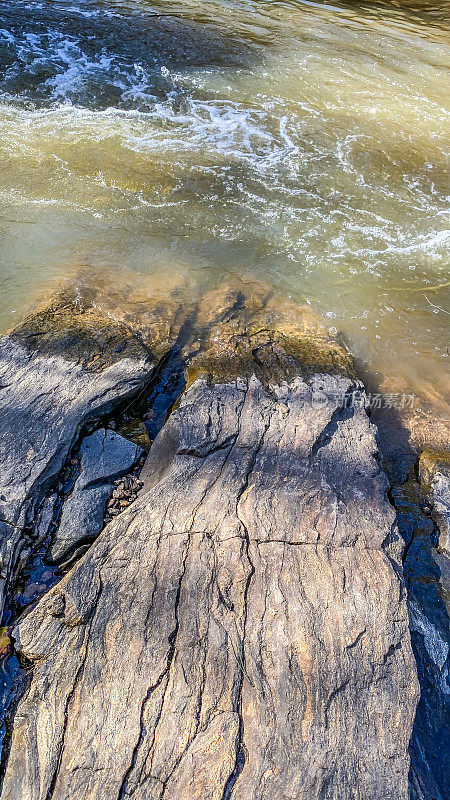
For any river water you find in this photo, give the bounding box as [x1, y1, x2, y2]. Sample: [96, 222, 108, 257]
[0, 0, 448, 412]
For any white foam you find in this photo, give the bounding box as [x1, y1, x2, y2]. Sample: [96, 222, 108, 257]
[0, 22, 164, 109]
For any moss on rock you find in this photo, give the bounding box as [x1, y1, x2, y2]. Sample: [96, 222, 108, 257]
[419, 448, 450, 496]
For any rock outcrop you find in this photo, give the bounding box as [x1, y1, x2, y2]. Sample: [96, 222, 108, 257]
[0, 278, 421, 799]
[419, 450, 450, 555]
[0, 300, 156, 617]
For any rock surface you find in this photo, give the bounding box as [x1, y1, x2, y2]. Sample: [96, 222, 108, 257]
[0, 301, 156, 617]
[419, 450, 450, 555]
[0, 277, 425, 799]
[409, 451, 450, 800]
[49, 429, 144, 563]
[1, 369, 419, 799]
[381, 445, 449, 800]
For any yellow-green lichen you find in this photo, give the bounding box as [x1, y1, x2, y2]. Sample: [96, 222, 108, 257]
[187, 327, 354, 387]
[9, 299, 151, 372]
[419, 448, 450, 495]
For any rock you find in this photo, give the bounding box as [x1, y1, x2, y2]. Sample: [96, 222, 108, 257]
[0, 276, 422, 798]
[0, 627, 11, 660]
[34, 494, 58, 545]
[433, 549, 450, 607]
[0, 521, 19, 617]
[49, 429, 144, 563]
[189, 279, 355, 386]
[48, 593, 66, 618]
[0, 300, 156, 617]
[419, 450, 450, 554]
[3, 367, 419, 799]
[384, 452, 450, 800]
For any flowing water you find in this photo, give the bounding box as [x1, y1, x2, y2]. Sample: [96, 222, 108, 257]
[0, 0, 449, 412]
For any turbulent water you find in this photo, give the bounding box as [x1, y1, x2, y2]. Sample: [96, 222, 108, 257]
[0, 0, 448, 410]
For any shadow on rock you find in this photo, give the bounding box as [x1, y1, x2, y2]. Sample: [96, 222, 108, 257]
[374, 404, 450, 800]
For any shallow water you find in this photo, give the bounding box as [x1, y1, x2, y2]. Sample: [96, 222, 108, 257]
[0, 0, 448, 410]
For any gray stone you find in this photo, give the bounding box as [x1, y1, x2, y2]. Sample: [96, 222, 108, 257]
[2, 373, 419, 800]
[0, 309, 155, 617]
[0, 279, 423, 799]
[49, 429, 143, 562]
[419, 452, 450, 554]
[428, 468, 450, 554]
[34, 494, 58, 545]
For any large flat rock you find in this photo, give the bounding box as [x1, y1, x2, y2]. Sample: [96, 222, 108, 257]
[2, 373, 419, 800]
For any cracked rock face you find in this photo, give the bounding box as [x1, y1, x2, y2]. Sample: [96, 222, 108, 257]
[0, 306, 155, 617]
[49, 429, 144, 563]
[2, 374, 419, 800]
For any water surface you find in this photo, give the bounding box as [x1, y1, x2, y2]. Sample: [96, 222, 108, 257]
[0, 0, 448, 410]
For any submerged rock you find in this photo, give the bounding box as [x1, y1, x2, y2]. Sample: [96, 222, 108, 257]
[49, 429, 143, 563]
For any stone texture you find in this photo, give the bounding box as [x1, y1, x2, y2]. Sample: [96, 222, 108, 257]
[419, 450, 450, 554]
[430, 471, 450, 554]
[404, 450, 450, 800]
[34, 494, 58, 546]
[0, 277, 423, 799]
[2, 372, 419, 800]
[49, 429, 144, 563]
[0, 274, 332, 619]
[0, 302, 156, 617]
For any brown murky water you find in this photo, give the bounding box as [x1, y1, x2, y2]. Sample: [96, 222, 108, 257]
[0, 0, 448, 416]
